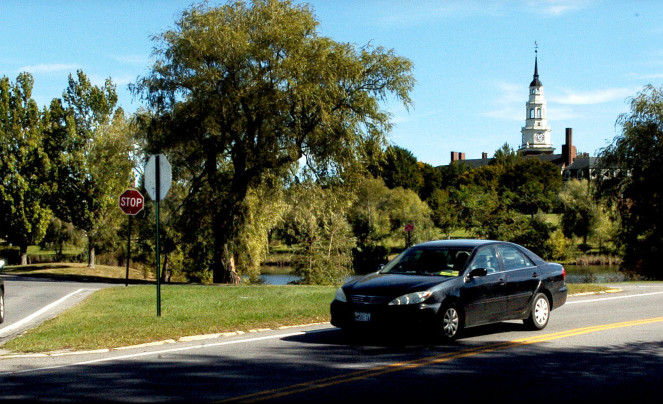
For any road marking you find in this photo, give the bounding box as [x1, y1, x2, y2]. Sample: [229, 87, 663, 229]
[217, 316, 663, 403]
[0, 289, 88, 337]
[567, 290, 663, 304]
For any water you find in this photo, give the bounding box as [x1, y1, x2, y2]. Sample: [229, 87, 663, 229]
[564, 264, 627, 283]
[260, 264, 627, 285]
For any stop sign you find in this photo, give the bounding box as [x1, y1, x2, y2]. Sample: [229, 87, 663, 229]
[119, 189, 145, 215]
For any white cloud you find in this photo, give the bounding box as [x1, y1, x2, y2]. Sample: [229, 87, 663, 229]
[551, 88, 636, 105]
[526, 0, 592, 16]
[626, 72, 663, 80]
[18, 63, 80, 74]
[111, 54, 151, 66]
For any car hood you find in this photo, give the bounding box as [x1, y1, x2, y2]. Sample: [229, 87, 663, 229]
[344, 272, 452, 297]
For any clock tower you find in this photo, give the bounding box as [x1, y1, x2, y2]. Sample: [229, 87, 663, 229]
[519, 44, 554, 155]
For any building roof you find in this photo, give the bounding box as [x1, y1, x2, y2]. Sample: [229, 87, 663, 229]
[565, 156, 599, 170]
[529, 55, 542, 87]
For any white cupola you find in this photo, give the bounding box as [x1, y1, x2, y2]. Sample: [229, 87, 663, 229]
[519, 44, 554, 155]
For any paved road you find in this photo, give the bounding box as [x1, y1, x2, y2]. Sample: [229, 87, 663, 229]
[0, 282, 662, 403]
[0, 274, 119, 345]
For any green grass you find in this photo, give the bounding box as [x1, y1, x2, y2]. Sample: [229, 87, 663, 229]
[0, 263, 617, 354]
[2, 284, 335, 353]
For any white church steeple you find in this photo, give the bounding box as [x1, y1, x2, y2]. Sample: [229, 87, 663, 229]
[519, 42, 554, 155]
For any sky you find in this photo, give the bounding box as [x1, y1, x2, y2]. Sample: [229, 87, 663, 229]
[1, 0, 662, 167]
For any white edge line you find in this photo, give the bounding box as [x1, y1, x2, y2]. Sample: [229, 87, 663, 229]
[0, 289, 88, 337]
[567, 290, 663, 304]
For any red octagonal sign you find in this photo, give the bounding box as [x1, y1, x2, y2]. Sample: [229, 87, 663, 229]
[119, 189, 145, 215]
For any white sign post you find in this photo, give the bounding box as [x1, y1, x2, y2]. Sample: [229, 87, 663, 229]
[144, 154, 172, 317]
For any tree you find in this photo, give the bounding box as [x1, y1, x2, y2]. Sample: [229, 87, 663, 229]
[492, 142, 521, 168]
[500, 158, 561, 215]
[0, 73, 53, 264]
[380, 186, 437, 247]
[45, 70, 133, 267]
[380, 145, 422, 192]
[132, 0, 414, 283]
[559, 179, 598, 247]
[282, 182, 355, 285]
[427, 189, 461, 239]
[594, 84, 663, 278]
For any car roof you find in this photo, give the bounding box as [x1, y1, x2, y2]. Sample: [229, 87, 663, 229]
[413, 239, 497, 249]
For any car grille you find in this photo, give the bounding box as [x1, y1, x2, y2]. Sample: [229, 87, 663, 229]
[350, 295, 390, 305]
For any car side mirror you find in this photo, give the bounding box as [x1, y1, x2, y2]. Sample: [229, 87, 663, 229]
[465, 267, 488, 282]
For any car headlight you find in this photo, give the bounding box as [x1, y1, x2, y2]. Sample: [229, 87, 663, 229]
[388, 291, 432, 305]
[334, 287, 347, 303]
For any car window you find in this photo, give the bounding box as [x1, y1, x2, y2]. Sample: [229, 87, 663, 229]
[496, 244, 535, 270]
[380, 247, 471, 276]
[468, 246, 500, 273]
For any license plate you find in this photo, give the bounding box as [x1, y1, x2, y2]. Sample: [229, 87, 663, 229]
[354, 312, 371, 322]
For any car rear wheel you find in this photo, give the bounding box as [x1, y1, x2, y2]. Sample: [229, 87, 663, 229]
[437, 303, 462, 341]
[524, 292, 549, 330]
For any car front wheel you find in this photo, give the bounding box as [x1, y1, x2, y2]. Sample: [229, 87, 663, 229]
[524, 292, 549, 330]
[437, 303, 462, 341]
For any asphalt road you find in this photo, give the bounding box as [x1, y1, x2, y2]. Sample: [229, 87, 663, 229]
[0, 274, 118, 344]
[0, 280, 662, 403]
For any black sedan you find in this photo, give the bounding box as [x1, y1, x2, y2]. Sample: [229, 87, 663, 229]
[330, 239, 567, 340]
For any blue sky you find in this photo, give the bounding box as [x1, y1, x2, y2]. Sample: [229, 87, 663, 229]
[2, 1, 662, 167]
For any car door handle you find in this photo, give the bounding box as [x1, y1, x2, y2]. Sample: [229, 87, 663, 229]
[532, 272, 539, 278]
[498, 278, 506, 285]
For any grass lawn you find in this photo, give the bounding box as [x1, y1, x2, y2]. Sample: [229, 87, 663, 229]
[0, 263, 617, 353]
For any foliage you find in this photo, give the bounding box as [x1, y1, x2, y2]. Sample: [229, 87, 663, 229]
[235, 181, 288, 283]
[492, 142, 521, 168]
[500, 157, 562, 215]
[427, 188, 461, 239]
[44, 70, 133, 267]
[453, 184, 500, 238]
[511, 212, 555, 259]
[559, 179, 598, 245]
[131, 0, 414, 283]
[0, 73, 53, 264]
[282, 182, 356, 285]
[546, 228, 574, 261]
[380, 145, 423, 192]
[594, 84, 663, 278]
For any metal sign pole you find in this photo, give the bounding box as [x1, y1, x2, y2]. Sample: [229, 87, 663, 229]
[155, 155, 161, 317]
[125, 215, 132, 287]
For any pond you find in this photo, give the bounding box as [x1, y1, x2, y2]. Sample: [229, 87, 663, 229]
[258, 265, 629, 285]
[564, 264, 629, 284]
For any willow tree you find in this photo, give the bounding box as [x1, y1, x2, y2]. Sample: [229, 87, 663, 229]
[595, 84, 663, 278]
[132, 0, 414, 283]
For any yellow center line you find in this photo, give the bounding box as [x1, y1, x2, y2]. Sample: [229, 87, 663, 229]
[217, 316, 663, 403]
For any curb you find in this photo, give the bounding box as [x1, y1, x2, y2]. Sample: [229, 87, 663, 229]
[0, 322, 330, 359]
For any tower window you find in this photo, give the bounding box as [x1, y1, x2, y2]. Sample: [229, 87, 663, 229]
[537, 108, 542, 118]
[529, 109, 535, 119]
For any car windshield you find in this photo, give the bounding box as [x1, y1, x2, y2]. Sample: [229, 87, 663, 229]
[379, 247, 472, 276]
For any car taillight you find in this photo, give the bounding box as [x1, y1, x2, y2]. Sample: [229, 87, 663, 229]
[562, 267, 566, 280]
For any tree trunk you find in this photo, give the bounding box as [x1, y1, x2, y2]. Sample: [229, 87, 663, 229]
[88, 243, 95, 268]
[161, 253, 169, 283]
[212, 241, 241, 284]
[20, 244, 28, 266]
